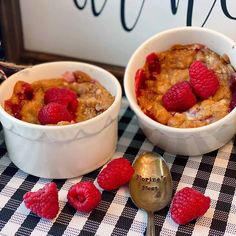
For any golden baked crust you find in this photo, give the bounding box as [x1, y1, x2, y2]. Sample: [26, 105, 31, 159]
[137, 44, 235, 128]
[5, 71, 114, 125]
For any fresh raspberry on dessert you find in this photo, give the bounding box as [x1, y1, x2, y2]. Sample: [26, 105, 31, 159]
[189, 60, 219, 99]
[97, 158, 134, 191]
[44, 87, 78, 113]
[162, 81, 197, 112]
[67, 181, 101, 213]
[146, 52, 161, 74]
[23, 182, 59, 219]
[38, 102, 74, 125]
[170, 187, 211, 225]
[135, 69, 146, 97]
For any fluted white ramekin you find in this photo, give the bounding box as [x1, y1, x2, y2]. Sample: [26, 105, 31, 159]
[0, 61, 122, 178]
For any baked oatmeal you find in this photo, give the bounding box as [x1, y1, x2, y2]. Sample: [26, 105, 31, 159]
[4, 70, 114, 125]
[135, 44, 236, 128]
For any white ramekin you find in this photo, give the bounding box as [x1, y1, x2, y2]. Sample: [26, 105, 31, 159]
[0, 61, 122, 178]
[124, 27, 236, 156]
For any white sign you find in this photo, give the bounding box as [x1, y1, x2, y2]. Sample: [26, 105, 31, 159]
[20, 0, 236, 67]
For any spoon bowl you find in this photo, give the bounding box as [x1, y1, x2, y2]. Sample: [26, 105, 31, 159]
[129, 152, 173, 236]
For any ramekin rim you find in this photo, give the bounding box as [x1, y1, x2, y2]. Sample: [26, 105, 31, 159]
[0, 61, 122, 130]
[124, 26, 236, 134]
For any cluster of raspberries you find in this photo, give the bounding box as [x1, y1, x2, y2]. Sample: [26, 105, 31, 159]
[23, 158, 134, 218]
[162, 60, 219, 112]
[135, 53, 223, 112]
[23, 157, 211, 225]
[4, 84, 79, 124]
[38, 87, 78, 125]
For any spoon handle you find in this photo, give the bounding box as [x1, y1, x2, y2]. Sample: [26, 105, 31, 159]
[146, 211, 155, 236]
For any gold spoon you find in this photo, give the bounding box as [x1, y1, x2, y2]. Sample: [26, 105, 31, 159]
[129, 152, 173, 236]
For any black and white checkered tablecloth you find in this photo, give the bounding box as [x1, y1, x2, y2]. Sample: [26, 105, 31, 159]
[0, 98, 236, 236]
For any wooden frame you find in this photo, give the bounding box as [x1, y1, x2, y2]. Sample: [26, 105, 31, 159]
[0, 0, 125, 83]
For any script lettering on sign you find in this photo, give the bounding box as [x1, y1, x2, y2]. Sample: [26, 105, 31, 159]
[73, 0, 236, 31]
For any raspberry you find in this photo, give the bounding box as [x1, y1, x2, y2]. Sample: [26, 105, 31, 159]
[44, 87, 78, 113]
[162, 81, 197, 112]
[67, 181, 101, 213]
[170, 187, 211, 225]
[146, 52, 161, 74]
[135, 69, 146, 97]
[189, 60, 219, 99]
[97, 158, 134, 191]
[38, 102, 74, 125]
[23, 182, 59, 219]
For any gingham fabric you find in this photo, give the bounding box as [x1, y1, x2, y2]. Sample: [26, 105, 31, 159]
[0, 99, 236, 236]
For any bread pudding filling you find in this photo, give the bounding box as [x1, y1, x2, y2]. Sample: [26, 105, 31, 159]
[4, 71, 114, 125]
[135, 44, 236, 128]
